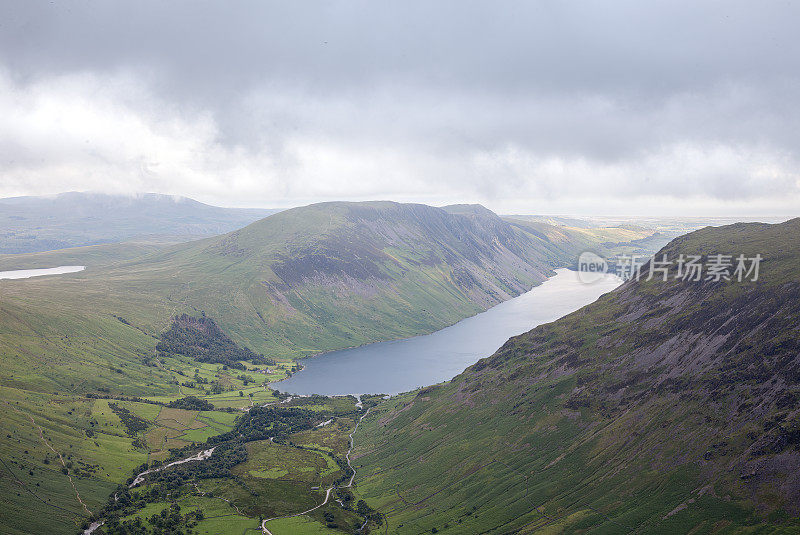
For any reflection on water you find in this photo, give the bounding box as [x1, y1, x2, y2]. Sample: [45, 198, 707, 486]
[272, 269, 621, 396]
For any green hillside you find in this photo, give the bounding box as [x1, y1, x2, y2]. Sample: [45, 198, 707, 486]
[352, 218, 800, 534]
[0, 201, 594, 395]
[503, 216, 679, 267]
[0, 240, 170, 271]
[0, 200, 665, 534]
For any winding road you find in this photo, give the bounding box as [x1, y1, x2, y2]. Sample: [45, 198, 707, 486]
[81, 398, 373, 535]
[262, 404, 373, 535]
[129, 447, 215, 487]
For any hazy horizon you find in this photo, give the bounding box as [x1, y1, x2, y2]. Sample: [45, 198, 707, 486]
[1, 190, 797, 222]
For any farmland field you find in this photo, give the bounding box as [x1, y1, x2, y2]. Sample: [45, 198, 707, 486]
[84, 394, 381, 534]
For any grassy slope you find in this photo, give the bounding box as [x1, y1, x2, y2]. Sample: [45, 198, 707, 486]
[0, 201, 668, 534]
[0, 201, 586, 395]
[0, 388, 237, 535]
[353, 218, 800, 534]
[129, 201, 560, 355]
[504, 217, 680, 264]
[0, 241, 172, 271]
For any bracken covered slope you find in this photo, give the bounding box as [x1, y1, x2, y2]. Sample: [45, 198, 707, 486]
[353, 218, 800, 534]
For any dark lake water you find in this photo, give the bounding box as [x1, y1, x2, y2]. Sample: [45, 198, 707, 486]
[271, 269, 621, 396]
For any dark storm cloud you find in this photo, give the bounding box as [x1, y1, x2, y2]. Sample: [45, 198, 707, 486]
[4, 2, 798, 94]
[0, 1, 798, 213]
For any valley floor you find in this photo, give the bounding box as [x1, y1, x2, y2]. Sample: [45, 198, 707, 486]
[0, 358, 382, 535]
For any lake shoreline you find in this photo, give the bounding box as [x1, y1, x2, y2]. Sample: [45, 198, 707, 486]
[0, 265, 85, 280]
[291, 269, 558, 361]
[271, 269, 621, 396]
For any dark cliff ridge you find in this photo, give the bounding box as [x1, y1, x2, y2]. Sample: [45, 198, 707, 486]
[356, 217, 800, 533]
[471, 218, 800, 510]
[219, 201, 555, 306]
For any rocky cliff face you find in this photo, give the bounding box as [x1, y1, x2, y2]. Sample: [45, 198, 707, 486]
[189, 201, 559, 353]
[354, 217, 800, 533]
[30, 200, 574, 359]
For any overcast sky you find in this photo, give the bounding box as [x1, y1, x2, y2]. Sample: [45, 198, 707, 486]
[1, 1, 799, 215]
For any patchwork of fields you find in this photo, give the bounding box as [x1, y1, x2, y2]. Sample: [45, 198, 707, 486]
[0, 201, 688, 534]
[99, 396, 380, 535]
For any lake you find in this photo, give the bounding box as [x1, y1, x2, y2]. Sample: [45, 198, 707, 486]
[0, 265, 85, 280]
[271, 268, 622, 396]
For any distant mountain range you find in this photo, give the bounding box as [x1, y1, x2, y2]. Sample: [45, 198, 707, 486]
[0, 198, 739, 533]
[0, 200, 673, 393]
[506, 213, 792, 233]
[353, 217, 800, 533]
[0, 191, 278, 253]
[0, 201, 582, 394]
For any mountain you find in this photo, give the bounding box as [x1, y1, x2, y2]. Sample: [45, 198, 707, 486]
[0, 201, 567, 395]
[0, 200, 681, 534]
[0, 191, 278, 253]
[503, 216, 680, 266]
[352, 218, 800, 533]
[0, 200, 684, 395]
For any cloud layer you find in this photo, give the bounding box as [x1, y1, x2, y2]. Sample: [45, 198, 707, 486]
[1, 1, 798, 215]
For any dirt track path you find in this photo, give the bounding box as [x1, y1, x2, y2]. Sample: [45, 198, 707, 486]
[4, 401, 92, 516]
[262, 406, 373, 535]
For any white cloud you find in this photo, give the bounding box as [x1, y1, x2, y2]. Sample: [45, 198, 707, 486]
[0, 70, 279, 202]
[0, 68, 798, 216]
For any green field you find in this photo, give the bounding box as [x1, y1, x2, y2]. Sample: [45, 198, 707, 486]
[0, 201, 681, 533]
[118, 495, 260, 534]
[96, 396, 372, 535]
[266, 515, 342, 534]
[233, 440, 340, 485]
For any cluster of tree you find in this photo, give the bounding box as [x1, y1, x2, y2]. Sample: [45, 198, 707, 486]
[86, 393, 164, 406]
[334, 488, 354, 508]
[273, 390, 291, 401]
[115, 445, 246, 500]
[236, 374, 252, 386]
[285, 394, 329, 406]
[179, 372, 214, 389]
[92, 405, 340, 530]
[358, 394, 387, 410]
[251, 355, 276, 366]
[189, 371, 209, 386]
[93, 502, 204, 535]
[166, 396, 215, 411]
[356, 499, 383, 526]
[108, 403, 149, 437]
[98, 482, 169, 520]
[210, 406, 317, 443]
[146, 443, 248, 489]
[322, 511, 338, 528]
[156, 313, 268, 369]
